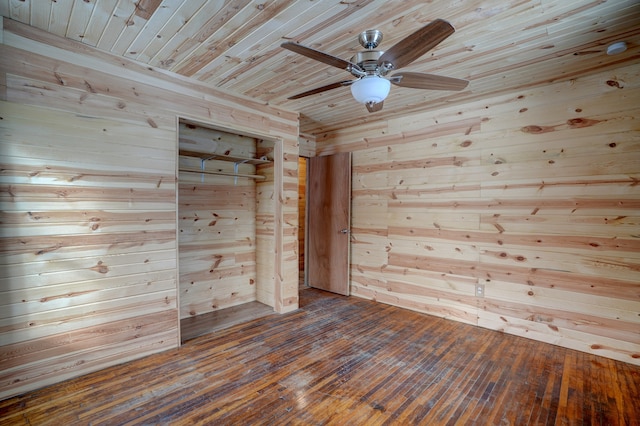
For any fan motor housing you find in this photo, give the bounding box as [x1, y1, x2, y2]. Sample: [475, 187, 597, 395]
[350, 50, 385, 74]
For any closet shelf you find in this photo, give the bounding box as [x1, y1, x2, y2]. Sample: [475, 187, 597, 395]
[179, 149, 271, 165]
[179, 167, 266, 180]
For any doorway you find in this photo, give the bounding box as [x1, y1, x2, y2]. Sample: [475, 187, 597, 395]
[303, 153, 352, 296]
[298, 157, 307, 289]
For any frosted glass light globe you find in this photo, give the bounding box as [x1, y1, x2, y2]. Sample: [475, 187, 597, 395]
[350, 76, 391, 104]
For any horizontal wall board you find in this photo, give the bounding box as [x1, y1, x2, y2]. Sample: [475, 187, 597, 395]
[1, 278, 177, 321]
[0, 231, 176, 266]
[0, 292, 178, 345]
[0, 218, 175, 238]
[480, 214, 640, 240]
[352, 285, 478, 326]
[482, 279, 639, 325]
[0, 310, 178, 371]
[0, 248, 176, 279]
[0, 328, 178, 401]
[477, 310, 639, 365]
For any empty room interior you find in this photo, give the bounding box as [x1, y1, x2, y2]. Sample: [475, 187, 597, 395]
[0, 1, 639, 424]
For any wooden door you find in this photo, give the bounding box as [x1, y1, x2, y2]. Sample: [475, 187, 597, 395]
[306, 152, 351, 295]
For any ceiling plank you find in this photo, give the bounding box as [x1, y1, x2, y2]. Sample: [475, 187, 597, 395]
[66, 0, 97, 42]
[80, 0, 119, 47]
[134, 0, 163, 21]
[28, 0, 51, 31]
[122, 0, 190, 60]
[131, 0, 207, 64]
[95, 0, 138, 51]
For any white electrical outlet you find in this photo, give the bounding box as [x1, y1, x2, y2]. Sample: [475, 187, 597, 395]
[476, 283, 485, 297]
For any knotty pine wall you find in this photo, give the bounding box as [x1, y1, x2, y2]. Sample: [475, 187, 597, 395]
[178, 123, 267, 318]
[179, 172, 258, 317]
[255, 139, 280, 307]
[316, 62, 640, 365]
[0, 18, 299, 400]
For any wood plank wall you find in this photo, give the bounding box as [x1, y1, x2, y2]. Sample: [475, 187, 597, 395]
[255, 139, 278, 307]
[315, 63, 640, 365]
[178, 123, 263, 319]
[0, 18, 299, 400]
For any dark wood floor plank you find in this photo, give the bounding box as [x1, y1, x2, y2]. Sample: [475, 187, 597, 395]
[471, 334, 524, 424]
[1, 288, 639, 425]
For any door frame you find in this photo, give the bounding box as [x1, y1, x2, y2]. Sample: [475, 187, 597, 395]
[176, 115, 286, 344]
[305, 152, 352, 295]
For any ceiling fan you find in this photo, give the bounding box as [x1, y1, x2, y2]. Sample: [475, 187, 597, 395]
[281, 19, 469, 113]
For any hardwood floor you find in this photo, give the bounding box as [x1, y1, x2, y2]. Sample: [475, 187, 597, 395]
[1, 288, 639, 425]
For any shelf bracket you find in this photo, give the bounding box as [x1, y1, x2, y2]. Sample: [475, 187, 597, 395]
[234, 159, 250, 185]
[199, 155, 220, 182]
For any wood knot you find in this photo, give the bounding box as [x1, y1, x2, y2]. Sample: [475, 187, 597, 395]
[567, 117, 600, 128]
[606, 80, 622, 89]
[522, 125, 553, 134]
[91, 261, 109, 274]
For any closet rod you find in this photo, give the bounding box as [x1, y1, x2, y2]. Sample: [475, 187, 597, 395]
[178, 168, 266, 180]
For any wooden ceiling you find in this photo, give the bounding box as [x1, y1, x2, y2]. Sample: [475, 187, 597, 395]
[2, 0, 639, 136]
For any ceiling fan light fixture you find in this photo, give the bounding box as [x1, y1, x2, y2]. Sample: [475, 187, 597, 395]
[350, 75, 391, 104]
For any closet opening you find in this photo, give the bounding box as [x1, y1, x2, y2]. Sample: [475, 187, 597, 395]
[177, 118, 278, 343]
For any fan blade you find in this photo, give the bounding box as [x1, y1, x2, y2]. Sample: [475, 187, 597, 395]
[287, 80, 354, 100]
[366, 101, 384, 113]
[281, 42, 361, 72]
[390, 72, 468, 91]
[378, 19, 455, 70]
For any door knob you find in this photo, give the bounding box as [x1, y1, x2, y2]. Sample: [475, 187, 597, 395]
[340, 229, 349, 234]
